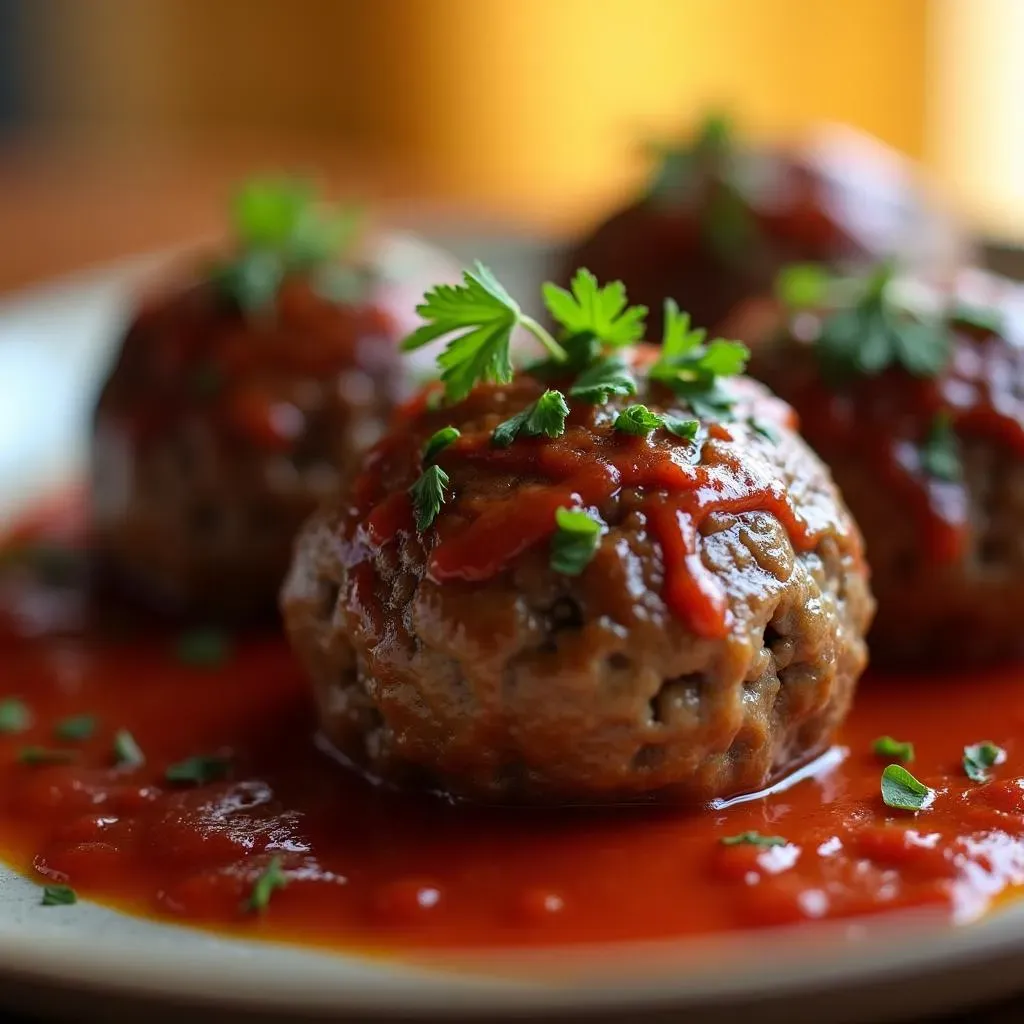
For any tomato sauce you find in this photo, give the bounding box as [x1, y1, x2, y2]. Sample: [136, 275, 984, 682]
[2, 505, 1024, 954]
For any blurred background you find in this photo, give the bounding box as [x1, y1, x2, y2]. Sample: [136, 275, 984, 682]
[0, 0, 1021, 293]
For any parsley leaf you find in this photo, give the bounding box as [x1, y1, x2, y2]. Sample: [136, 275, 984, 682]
[919, 412, 962, 483]
[748, 417, 781, 444]
[41, 884, 77, 907]
[176, 629, 230, 668]
[165, 754, 232, 786]
[651, 300, 748, 420]
[0, 698, 31, 735]
[880, 764, 934, 811]
[422, 426, 460, 466]
[402, 262, 565, 402]
[569, 355, 638, 403]
[54, 715, 97, 743]
[550, 507, 604, 576]
[18, 746, 76, 766]
[243, 855, 289, 914]
[817, 263, 950, 382]
[665, 415, 700, 440]
[963, 741, 1005, 783]
[775, 263, 831, 310]
[491, 390, 570, 448]
[409, 464, 450, 531]
[113, 729, 146, 768]
[542, 269, 647, 348]
[720, 831, 787, 848]
[952, 302, 1004, 335]
[615, 405, 665, 436]
[872, 736, 915, 764]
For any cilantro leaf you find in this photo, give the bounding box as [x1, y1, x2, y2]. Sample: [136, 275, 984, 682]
[550, 507, 604, 576]
[872, 736, 915, 764]
[113, 729, 146, 768]
[41, 884, 77, 907]
[775, 263, 831, 310]
[491, 390, 569, 448]
[403, 262, 565, 402]
[720, 831, 787, 848]
[963, 741, 1005, 783]
[54, 715, 97, 743]
[919, 412, 962, 483]
[243, 855, 289, 914]
[410, 464, 450, 531]
[880, 764, 933, 811]
[0, 698, 31, 734]
[615, 405, 664, 436]
[542, 269, 647, 348]
[569, 355, 638, 403]
[422, 426, 460, 466]
[165, 754, 232, 786]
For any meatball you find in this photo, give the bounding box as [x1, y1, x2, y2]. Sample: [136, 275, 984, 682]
[746, 266, 1024, 667]
[282, 360, 873, 804]
[563, 120, 965, 336]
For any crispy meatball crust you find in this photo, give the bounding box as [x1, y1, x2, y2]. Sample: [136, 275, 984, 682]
[282, 369, 873, 804]
[92, 274, 402, 622]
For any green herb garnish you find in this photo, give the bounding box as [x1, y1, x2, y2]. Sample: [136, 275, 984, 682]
[422, 426, 460, 466]
[775, 263, 831, 310]
[402, 262, 566, 402]
[747, 418, 780, 444]
[650, 299, 749, 419]
[815, 263, 950, 382]
[215, 178, 361, 314]
[165, 754, 232, 786]
[568, 354, 638, 403]
[41, 885, 77, 907]
[615, 404, 665, 436]
[872, 736, 915, 764]
[542, 269, 647, 349]
[176, 629, 230, 667]
[919, 412, 962, 483]
[409, 464, 450, 531]
[0, 698, 31, 735]
[880, 763, 933, 811]
[491, 390, 570, 448]
[550, 507, 604, 576]
[54, 715, 97, 743]
[952, 303, 1003, 335]
[113, 729, 146, 768]
[963, 741, 1005, 783]
[243, 855, 289, 914]
[664, 415, 700, 440]
[18, 747, 76, 766]
[720, 831, 787, 848]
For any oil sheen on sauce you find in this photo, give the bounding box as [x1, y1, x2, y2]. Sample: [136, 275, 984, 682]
[1, 503, 1024, 956]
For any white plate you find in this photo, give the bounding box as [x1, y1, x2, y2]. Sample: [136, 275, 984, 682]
[0, 238, 1022, 1024]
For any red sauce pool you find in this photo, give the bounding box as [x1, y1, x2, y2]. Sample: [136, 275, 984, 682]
[2, 505, 1024, 954]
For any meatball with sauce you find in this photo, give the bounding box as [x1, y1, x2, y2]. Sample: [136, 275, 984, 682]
[92, 179, 411, 622]
[281, 267, 874, 804]
[745, 264, 1024, 667]
[563, 118, 966, 337]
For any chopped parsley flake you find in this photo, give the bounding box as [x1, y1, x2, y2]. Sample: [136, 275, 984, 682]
[41, 884, 77, 907]
[243, 855, 289, 914]
[550, 507, 604, 576]
[919, 412, 963, 483]
[113, 729, 146, 768]
[542, 268, 647, 349]
[54, 715, 97, 743]
[872, 736, 915, 764]
[422, 426, 460, 466]
[747, 418, 781, 444]
[176, 629, 231, 667]
[963, 741, 1005, 783]
[18, 746, 76, 766]
[0, 698, 31, 735]
[775, 263, 831, 310]
[165, 754, 232, 787]
[409, 464, 450, 531]
[880, 763, 933, 811]
[491, 390, 570, 448]
[720, 831, 787, 848]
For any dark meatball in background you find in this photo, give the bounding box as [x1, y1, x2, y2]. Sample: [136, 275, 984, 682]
[281, 354, 873, 805]
[91, 180, 455, 623]
[745, 265, 1024, 668]
[562, 119, 967, 337]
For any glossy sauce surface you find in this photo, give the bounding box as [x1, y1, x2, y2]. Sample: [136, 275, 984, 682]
[2, 507, 1024, 953]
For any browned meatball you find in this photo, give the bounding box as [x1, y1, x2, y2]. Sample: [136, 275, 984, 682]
[92, 270, 403, 622]
[746, 267, 1024, 667]
[563, 120, 965, 336]
[281, 359, 873, 804]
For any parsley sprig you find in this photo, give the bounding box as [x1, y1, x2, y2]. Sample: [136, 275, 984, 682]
[614, 405, 698, 440]
[403, 262, 567, 402]
[492, 390, 570, 447]
[542, 269, 647, 349]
